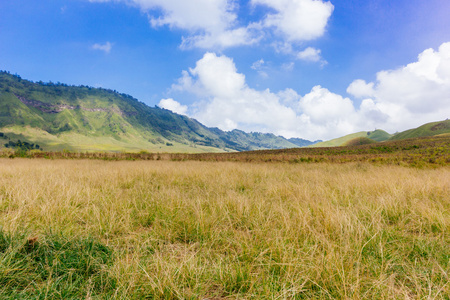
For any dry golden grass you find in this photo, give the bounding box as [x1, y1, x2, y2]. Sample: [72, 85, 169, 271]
[0, 159, 449, 299]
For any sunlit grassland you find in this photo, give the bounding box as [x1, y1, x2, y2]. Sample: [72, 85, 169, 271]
[0, 159, 449, 299]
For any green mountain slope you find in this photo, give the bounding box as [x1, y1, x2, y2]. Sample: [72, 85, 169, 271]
[308, 120, 450, 149]
[343, 137, 377, 146]
[367, 129, 392, 141]
[309, 130, 392, 148]
[390, 120, 450, 140]
[0, 71, 307, 152]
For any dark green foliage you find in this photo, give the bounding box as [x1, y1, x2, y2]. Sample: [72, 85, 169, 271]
[4, 140, 40, 150]
[0, 230, 116, 299]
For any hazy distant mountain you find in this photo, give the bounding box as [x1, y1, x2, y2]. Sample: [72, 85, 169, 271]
[0, 71, 313, 152]
[288, 137, 322, 147]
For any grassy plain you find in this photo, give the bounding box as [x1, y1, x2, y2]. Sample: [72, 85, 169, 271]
[0, 158, 449, 299]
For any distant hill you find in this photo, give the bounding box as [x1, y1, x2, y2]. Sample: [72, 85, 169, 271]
[343, 137, 377, 146]
[309, 120, 450, 149]
[0, 71, 313, 152]
[310, 130, 392, 147]
[390, 120, 450, 140]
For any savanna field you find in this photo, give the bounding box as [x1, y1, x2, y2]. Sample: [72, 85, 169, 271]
[0, 145, 449, 300]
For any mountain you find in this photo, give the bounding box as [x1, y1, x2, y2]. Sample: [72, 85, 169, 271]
[288, 137, 322, 147]
[0, 71, 311, 152]
[389, 120, 450, 140]
[308, 119, 450, 148]
[342, 137, 377, 146]
[310, 130, 392, 147]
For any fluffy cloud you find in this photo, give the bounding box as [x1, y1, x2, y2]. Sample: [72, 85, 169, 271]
[92, 42, 112, 53]
[174, 53, 299, 132]
[251, 0, 334, 42]
[297, 47, 322, 62]
[89, 0, 333, 51]
[158, 98, 188, 115]
[346, 79, 375, 98]
[348, 42, 450, 132]
[173, 52, 358, 139]
[296, 47, 327, 66]
[173, 43, 450, 140]
[89, 0, 258, 49]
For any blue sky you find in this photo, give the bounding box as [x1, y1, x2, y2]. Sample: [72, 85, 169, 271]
[1, 0, 449, 140]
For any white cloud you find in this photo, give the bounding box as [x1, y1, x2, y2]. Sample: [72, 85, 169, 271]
[296, 47, 326, 66]
[299, 86, 355, 123]
[281, 62, 295, 71]
[251, 59, 265, 70]
[92, 42, 112, 53]
[89, 0, 258, 49]
[89, 0, 333, 51]
[347, 79, 375, 98]
[180, 27, 261, 49]
[173, 52, 357, 140]
[158, 98, 188, 115]
[173, 43, 450, 140]
[348, 42, 450, 132]
[251, 0, 334, 42]
[297, 47, 321, 62]
[251, 59, 269, 78]
[174, 52, 299, 133]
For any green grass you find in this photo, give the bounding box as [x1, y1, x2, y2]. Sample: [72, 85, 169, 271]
[367, 129, 392, 141]
[390, 120, 450, 140]
[0, 125, 225, 153]
[0, 230, 116, 299]
[343, 137, 377, 146]
[2, 134, 449, 167]
[310, 130, 392, 148]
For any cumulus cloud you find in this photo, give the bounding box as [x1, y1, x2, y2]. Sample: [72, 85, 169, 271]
[92, 42, 112, 53]
[89, 0, 259, 49]
[348, 42, 450, 132]
[173, 52, 358, 139]
[251, 0, 334, 42]
[296, 47, 327, 66]
[158, 98, 188, 115]
[89, 0, 333, 51]
[347, 79, 375, 98]
[173, 53, 299, 133]
[173, 43, 450, 140]
[297, 47, 321, 62]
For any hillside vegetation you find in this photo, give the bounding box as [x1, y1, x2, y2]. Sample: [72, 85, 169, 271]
[310, 120, 450, 148]
[3, 134, 449, 168]
[343, 136, 377, 146]
[0, 71, 313, 152]
[310, 129, 392, 147]
[390, 119, 450, 140]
